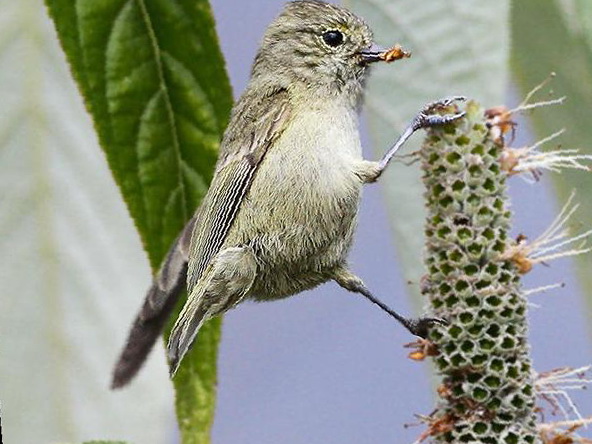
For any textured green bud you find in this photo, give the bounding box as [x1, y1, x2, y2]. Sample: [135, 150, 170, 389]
[420, 101, 538, 443]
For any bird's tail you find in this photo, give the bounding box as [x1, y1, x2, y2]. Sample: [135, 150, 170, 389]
[111, 279, 184, 389]
[111, 218, 196, 389]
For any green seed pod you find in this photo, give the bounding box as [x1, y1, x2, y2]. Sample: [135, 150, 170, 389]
[421, 101, 538, 443]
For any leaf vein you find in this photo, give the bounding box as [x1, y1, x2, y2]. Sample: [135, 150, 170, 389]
[105, 0, 151, 235]
[135, 0, 188, 221]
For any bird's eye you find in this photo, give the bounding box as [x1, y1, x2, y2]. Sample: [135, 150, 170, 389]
[322, 30, 344, 47]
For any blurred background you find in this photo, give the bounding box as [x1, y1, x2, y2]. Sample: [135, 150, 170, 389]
[1, 0, 591, 443]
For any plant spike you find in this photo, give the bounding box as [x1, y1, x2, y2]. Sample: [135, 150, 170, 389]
[419, 100, 539, 443]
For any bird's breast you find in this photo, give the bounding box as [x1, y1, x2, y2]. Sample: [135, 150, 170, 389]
[233, 103, 364, 290]
[249, 103, 363, 230]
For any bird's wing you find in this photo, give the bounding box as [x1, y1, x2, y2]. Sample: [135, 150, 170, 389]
[186, 88, 292, 292]
[167, 89, 292, 376]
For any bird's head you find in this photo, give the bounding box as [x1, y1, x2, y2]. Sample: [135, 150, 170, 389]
[251, 0, 400, 101]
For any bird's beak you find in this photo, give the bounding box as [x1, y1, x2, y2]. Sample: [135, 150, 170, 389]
[359, 43, 411, 65]
[359, 43, 388, 64]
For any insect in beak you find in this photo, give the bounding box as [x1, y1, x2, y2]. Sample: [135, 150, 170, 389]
[359, 43, 412, 65]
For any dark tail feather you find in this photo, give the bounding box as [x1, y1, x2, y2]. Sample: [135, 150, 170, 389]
[111, 281, 183, 389]
[111, 217, 196, 389]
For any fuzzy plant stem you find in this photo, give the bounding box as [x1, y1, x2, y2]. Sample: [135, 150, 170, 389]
[420, 101, 538, 443]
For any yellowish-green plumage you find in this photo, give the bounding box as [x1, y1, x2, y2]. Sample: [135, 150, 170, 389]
[233, 96, 365, 298]
[112, 0, 462, 387]
[167, 1, 379, 375]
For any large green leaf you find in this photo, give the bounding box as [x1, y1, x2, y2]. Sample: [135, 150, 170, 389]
[345, 0, 510, 302]
[512, 0, 592, 318]
[0, 1, 172, 443]
[44, 0, 233, 442]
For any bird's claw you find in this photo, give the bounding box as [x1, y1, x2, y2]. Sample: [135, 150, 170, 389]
[406, 316, 449, 339]
[412, 96, 467, 131]
[424, 95, 467, 112]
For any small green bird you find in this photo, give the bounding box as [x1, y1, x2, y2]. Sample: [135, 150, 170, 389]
[112, 0, 463, 388]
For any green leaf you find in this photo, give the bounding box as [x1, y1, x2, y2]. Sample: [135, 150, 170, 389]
[170, 317, 222, 444]
[44, 0, 233, 442]
[0, 1, 172, 443]
[511, 0, 592, 318]
[345, 0, 510, 303]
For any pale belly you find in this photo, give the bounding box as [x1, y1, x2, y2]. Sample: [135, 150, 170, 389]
[227, 104, 364, 300]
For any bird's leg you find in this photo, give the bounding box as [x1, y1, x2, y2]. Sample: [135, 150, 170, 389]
[333, 269, 447, 338]
[358, 96, 466, 183]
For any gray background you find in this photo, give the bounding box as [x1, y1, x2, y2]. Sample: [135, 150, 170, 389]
[204, 1, 592, 443]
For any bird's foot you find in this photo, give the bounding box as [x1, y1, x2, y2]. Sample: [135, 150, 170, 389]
[412, 96, 467, 131]
[404, 316, 449, 339]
